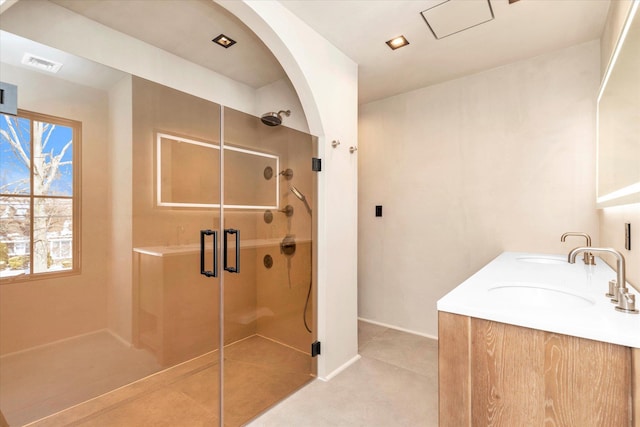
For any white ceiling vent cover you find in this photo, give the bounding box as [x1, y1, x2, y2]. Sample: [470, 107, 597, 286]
[421, 0, 494, 40]
[21, 53, 63, 73]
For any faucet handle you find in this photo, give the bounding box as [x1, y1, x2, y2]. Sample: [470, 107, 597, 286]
[606, 280, 616, 298]
[615, 290, 639, 314]
[585, 252, 595, 265]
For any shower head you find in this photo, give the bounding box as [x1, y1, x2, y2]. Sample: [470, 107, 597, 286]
[261, 110, 290, 126]
[290, 185, 312, 215]
[290, 185, 306, 202]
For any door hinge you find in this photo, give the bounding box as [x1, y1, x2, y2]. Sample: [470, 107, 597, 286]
[311, 341, 321, 357]
[312, 157, 322, 172]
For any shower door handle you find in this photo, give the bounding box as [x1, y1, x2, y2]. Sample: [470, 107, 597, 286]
[223, 228, 240, 273]
[200, 229, 218, 278]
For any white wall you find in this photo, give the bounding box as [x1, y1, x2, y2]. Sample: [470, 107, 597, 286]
[358, 41, 600, 338]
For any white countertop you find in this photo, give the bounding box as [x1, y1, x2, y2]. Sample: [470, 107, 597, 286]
[437, 252, 640, 348]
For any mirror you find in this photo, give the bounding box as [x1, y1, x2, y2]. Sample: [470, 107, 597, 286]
[597, 2, 640, 207]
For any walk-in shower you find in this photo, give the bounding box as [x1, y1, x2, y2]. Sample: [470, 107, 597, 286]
[0, 65, 317, 427]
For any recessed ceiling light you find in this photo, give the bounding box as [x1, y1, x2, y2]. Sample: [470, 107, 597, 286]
[21, 53, 63, 73]
[212, 34, 236, 49]
[386, 35, 410, 50]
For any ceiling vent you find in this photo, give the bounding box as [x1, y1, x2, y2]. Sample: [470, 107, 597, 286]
[21, 53, 63, 73]
[421, 0, 494, 40]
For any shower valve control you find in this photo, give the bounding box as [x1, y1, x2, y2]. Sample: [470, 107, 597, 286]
[280, 234, 297, 256]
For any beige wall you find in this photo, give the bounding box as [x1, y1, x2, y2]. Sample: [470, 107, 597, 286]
[0, 64, 110, 355]
[598, 0, 639, 290]
[358, 41, 600, 337]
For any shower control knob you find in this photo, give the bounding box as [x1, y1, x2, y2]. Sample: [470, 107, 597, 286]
[280, 235, 297, 256]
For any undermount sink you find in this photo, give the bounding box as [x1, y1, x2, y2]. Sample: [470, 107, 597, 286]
[488, 282, 595, 309]
[515, 255, 567, 265]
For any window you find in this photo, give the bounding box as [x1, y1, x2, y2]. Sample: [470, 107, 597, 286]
[0, 110, 80, 280]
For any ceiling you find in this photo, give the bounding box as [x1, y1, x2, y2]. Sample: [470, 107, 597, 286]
[0, 30, 127, 90]
[281, 0, 611, 104]
[5, 0, 611, 104]
[49, 0, 284, 88]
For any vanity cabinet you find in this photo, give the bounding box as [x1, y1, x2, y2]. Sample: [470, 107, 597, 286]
[439, 312, 639, 426]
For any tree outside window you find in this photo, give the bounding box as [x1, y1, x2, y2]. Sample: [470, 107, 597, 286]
[0, 110, 80, 279]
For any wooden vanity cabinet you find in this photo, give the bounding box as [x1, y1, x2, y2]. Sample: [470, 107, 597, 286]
[439, 311, 639, 427]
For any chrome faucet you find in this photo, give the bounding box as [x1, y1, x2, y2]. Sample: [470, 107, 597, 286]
[561, 232, 595, 265]
[568, 247, 638, 314]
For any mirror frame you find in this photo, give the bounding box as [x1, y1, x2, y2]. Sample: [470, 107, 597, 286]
[596, 0, 640, 208]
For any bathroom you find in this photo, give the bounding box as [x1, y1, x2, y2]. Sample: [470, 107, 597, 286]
[0, 0, 638, 425]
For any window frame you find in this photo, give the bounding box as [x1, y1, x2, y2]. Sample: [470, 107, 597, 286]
[0, 109, 81, 283]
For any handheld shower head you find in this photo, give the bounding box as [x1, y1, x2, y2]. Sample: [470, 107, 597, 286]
[290, 185, 312, 215]
[261, 110, 290, 126]
[290, 185, 306, 202]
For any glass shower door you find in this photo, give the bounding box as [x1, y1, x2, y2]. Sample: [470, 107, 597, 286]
[220, 107, 317, 425]
[0, 31, 316, 426]
[131, 77, 223, 422]
[1, 53, 228, 425]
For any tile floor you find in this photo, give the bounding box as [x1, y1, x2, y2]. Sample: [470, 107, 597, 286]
[247, 320, 439, 426]
[5, 321, 438, 426]
[21, 336, 314, 427]
[0, 331, 161, 426]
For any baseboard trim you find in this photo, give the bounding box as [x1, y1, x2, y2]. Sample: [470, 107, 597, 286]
[358, 317, 438, 341]
[319, 354, 361, 382]
[1, 329, 110, 359]
[105, 329, 133, 348]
